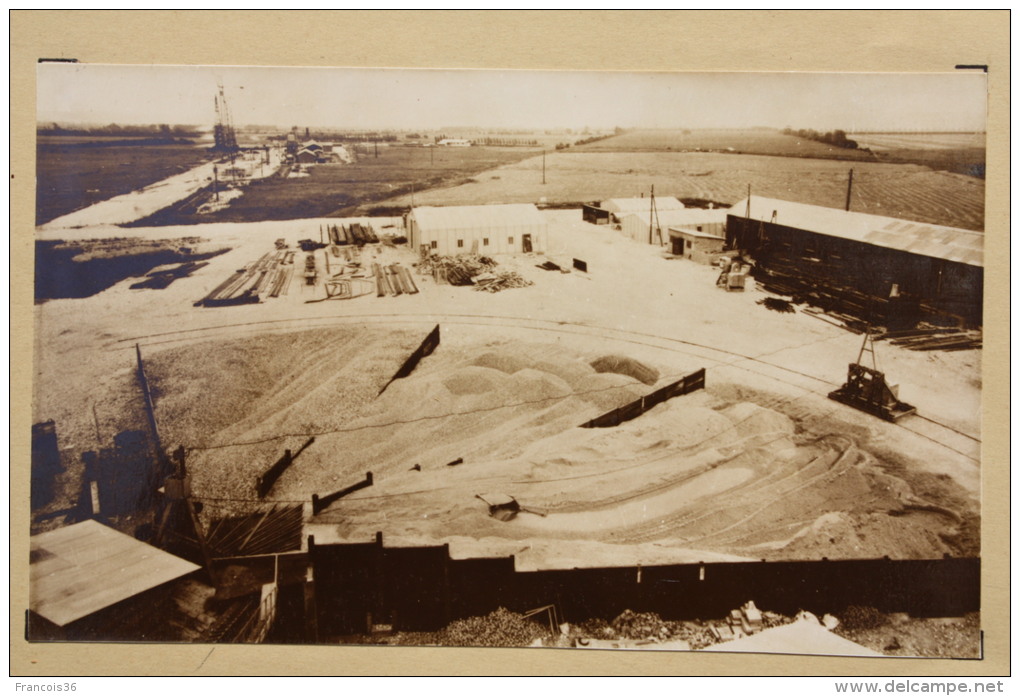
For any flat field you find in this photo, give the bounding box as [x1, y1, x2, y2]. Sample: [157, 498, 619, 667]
[140, 145, 541, 225]
[379, 151, 986, 230]
[573, 128, 877, 160]
[850, 132, 986, 151]
[573, 129, 986, 178]
[35, 138, 210, 225]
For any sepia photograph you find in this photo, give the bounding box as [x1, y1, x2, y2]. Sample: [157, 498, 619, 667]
[26, 61, 988, 659]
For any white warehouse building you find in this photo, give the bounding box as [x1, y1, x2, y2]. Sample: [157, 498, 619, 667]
[618, 207, 725, 246]
[406, 204, 548, 256]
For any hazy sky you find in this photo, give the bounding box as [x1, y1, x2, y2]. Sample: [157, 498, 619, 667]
[37, 64, 988, 132]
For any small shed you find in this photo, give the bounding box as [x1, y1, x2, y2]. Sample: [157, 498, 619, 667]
[582, 204, 611, 225]
[407, 204, 547, 256]
[669, 227, 727, 263]
[664, 208, 730, 260]
[618, 208, 712, 246]
[29, 520, 201, 639]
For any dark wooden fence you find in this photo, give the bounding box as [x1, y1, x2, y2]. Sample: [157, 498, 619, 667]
[378, 324, 441, 395]
[308, 534, 980, 638]
[580, 367, 705, 428]
[312, 472, 373, 515]
[256, 437, 315, 498]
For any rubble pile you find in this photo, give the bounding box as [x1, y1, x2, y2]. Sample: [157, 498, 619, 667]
[608, 610, 715, 649]
[473, 270, 533, 293]
[418, 254, 497, 286]
[399, 607, 549, 647]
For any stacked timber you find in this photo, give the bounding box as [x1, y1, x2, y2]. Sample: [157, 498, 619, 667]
[346, 223, 378, 245]
[754, 256, 890, 325]
[879, 327, 982, 351]
[373, 263, 419, 297]
[195, 251, 283, 307]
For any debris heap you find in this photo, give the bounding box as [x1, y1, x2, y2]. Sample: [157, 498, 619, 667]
[418, 254, 497, 285]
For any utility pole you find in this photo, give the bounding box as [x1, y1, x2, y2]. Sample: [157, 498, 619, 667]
[648, 185, 662, 246]
[742, 183, 751, 252]
[213, 164, 219, 202]
[845, 168, 854, 211]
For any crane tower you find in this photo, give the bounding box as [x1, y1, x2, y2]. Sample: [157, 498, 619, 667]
[213, 81, 239, 153]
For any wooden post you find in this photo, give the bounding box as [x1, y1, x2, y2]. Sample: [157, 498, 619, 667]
[442, 543, 452, 628]
[304, 536, 319, 643]
[845, 168, 855, 211]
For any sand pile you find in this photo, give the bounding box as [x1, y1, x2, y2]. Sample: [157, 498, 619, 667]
[590, 354, 660, 385]
[722, 401, 797, 441]
[470, 351, 531, 374]
[149, 331, 977, 564]
[443, 366, 513, 396]
[572, 372, 646, 410]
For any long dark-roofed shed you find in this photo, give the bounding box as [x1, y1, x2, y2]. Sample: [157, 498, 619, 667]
[726, 196, 984, 326]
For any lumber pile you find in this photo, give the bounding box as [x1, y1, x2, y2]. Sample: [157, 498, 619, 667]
[754, 256, 890, 324]
[418, 254, 497, 286]
[800, 307, 871, 334]
[372, 263, 419, 297]
[195, 251, 284, 307]
[878, 327, 982, 351]
[473, 270, 532, 293]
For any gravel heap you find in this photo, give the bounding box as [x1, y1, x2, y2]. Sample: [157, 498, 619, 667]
[393, 607, 549, 647]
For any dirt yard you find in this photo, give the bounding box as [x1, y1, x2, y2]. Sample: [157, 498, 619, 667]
[31, 210, 981, 576]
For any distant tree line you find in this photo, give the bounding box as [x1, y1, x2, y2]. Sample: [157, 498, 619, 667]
[783, 127, 859, 150]
[38, 123, 201, 138]
[475, 137, 540, 146]
[554, 133, 615, 150]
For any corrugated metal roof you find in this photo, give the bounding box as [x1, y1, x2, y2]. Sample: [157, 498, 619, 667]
[603, 196, 685, 214]
[729, 196, 983, 268]
[411, 204, 546, 231]
[30, 520, 200, 627]
[621, 207, 727, 228]
[669, 228, 725, 240]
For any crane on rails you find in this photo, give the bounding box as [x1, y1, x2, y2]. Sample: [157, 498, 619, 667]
[213, 80, 239, 153]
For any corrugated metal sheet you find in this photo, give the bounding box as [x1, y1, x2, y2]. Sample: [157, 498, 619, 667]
[411, 204, 546, 231]
[670, 227, 724, 240]
[603, 196, 685, 214]
[30, 520, 200, 626]
[622, 208, 725, 228]
[730, 196, 983, 267]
